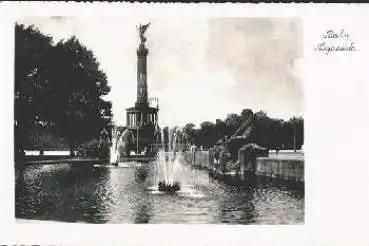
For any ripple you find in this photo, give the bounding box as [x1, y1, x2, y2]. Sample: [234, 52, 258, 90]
[146, 184, 205, 198]
[16, 163, 304, 224]
[176, 185, 205, 199]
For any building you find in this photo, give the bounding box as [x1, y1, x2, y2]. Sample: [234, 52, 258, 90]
[126, 25, 159, 155]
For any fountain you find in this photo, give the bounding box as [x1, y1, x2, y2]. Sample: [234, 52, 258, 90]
[155, 127, 183, 192]
[110, 126, 135, 166]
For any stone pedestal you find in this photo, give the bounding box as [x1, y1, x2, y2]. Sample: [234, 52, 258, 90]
[125, 40, 158, 154]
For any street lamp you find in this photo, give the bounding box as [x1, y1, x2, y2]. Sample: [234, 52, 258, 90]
[291, 117, 296, 152]
[293, 122, 296, 152]
[136, 119, 139, 157]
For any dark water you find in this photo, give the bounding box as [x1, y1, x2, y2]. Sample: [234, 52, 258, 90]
[15, 161, 304, 224]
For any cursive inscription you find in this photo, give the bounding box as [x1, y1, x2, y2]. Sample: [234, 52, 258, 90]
[322, 29, 350, 39]
[316, 41, 356, 54]
[315, 29, 356, 55]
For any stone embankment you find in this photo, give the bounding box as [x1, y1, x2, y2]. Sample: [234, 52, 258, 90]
[182, 149, 304, 183]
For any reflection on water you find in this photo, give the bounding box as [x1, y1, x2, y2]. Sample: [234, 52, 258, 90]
[15, 161, 304, 224]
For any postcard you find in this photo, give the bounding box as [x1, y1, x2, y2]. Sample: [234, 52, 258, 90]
[0, 2, 369, 246]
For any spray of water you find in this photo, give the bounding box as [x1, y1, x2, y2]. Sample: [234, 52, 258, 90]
[155, 127, 184, 186]
[110, 127, 135, 164]
[110, 127, 120, 164]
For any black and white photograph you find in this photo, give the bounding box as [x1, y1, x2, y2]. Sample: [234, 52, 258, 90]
[13, 16, 305, 225]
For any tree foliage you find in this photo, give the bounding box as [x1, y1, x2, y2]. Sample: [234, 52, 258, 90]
[182, 123, 196, 145]
[197, 121, 216, 148]
[14, 24, 113, 159]
[182, 108, 304, 151]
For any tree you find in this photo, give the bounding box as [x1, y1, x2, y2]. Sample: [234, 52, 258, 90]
[288, 117, 304, 151]
[179, 110, 304, 152]
[46, 36, 112, 150]
[253, 111, 275, 149]
[14, 24, 112, 159]
[270, 119, 284, 150]
[224, 113, 243, 137]
[14, 24, 54, 161]
[198, 121, 216, 148]
[215, 119, 227, 142]
[240, 108, 253, 119]
[182, 123, 196, 145]
[296, 117, 304, 149]
[161, 127, 169, 151]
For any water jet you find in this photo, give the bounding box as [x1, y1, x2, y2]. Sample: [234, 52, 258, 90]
[109, 126, 135, 165]
[154, 127, 184, 193]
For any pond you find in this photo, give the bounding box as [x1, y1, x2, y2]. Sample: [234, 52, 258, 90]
[15, 161, 304, 224]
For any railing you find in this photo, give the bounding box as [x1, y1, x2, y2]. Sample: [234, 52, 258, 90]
[151, 143, 190, 149]
[24, 150, 71, 156]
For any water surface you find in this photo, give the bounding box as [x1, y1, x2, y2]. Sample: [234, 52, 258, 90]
[15, 161, 304, 224]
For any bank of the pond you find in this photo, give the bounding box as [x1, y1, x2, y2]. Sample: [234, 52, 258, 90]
[182, 150, 304, 183]
[255, 155, 304, 182]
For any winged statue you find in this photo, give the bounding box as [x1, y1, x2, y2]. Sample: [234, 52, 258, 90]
[137, 22, 151, 44]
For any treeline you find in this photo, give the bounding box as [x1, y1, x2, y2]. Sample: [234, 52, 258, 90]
[181, 109, 304, 151]
[15, 24, 112, 160]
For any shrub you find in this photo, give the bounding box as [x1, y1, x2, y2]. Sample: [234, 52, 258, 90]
[77, 139, 110, 159]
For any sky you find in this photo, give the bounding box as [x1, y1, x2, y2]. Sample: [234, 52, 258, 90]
[18, 17, 303, 128]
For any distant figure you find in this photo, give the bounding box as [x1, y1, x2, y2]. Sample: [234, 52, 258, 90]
[99, 128, 110, 148]
[214, 145, 224, 165]
[190, 145, 196, 152]
[276, 146, 279, 155]
[224, 135, 228, 150]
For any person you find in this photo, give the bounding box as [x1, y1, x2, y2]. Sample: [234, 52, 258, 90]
[276, 145, 279, 155]
[214, 146, 220, 164]
[224, 135, 228, 150]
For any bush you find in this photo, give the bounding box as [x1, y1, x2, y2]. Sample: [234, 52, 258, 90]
[76, 138, 110, 159]
[25, 125, 68, 150]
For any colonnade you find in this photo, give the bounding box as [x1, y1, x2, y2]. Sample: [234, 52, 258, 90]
[127, 112, 157, 127]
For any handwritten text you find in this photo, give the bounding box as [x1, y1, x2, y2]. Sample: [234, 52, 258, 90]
[315, 29, 356, 55]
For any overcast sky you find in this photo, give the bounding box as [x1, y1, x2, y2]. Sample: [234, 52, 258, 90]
[18, 17, 303, 128]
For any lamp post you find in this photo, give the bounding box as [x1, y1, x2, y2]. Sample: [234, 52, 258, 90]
[291, 117, 296, 152]
[293, 123, 296, 152]
[136, 119, 139, 156]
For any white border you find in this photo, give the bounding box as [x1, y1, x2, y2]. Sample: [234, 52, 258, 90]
[1, 2, 369, 246]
